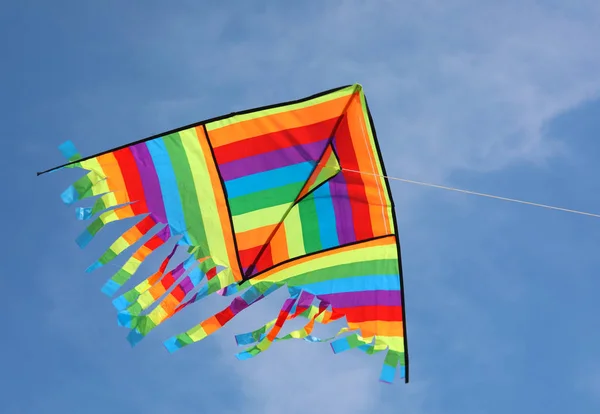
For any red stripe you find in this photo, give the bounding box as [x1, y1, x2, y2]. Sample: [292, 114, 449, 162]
[161, 272, 176, 289]
[253, 243, 273, 274]
[145, 233, 166, 251]
[213, 117, 339, 164]
[136, 215, 156, 234]
[171, 285, 186, 302]
[238, 245, 262, 270]
[337, 305, 403, 323]
[206, 266, 218, 280]
[215, 307, 235, 325]
[334, 115, 374, 240]
[113, 148, 148, 215]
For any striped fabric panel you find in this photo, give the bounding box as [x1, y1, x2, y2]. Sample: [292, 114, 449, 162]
[206, 85, 394, 278]
[67, 126, 241, 284]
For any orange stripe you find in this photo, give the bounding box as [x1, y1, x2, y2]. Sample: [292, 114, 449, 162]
[236, 224, 277, 251]
[208, 93, 357, 147]
[112, 204, 136, 221]
[201, 316, 221, 335]
[195, 126, 242, 281]
[95, 152, 129, 205]
[270, 225, 289, 264]
[347, 320, 403, 337]
[132, 243, 155, 262]
[345, 95, 390, 236]
[121, 226, 144, 245]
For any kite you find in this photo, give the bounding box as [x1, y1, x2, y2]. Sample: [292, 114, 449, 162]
[38, 84, 409, 383]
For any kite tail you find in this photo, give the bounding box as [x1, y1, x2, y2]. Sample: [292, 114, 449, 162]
[85, 215, 157, 273]
[74, 203, 143, 248]
[163, 282, 282, 353]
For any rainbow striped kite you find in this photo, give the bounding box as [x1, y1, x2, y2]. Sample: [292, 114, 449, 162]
[38, 84, 409, 383]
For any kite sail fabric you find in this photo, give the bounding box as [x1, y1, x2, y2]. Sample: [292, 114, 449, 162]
[39, 84, 409, 383]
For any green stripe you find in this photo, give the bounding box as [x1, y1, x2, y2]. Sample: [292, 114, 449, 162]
[111, 269, 131, 285]
[299, 193, 322, 254]
[98, 249, 118, 265]
[86, 217, 104, 236]
[163, 133, 208, 247]
[229, 181, 304, 216]
[73, 174, 93, 197]
[287, 258, 399, 287]
[91, 197, 107, 215]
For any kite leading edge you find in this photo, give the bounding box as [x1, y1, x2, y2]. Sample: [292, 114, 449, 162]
[38, 84, 409, 383]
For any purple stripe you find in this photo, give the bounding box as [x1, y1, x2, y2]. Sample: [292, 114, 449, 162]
[171, 263, 186, 279]
[130, 143, 168, 223]
[179, 276, 196, 294]
[219, 139, 329, 181]
[316, 290, 401, 308]
[329, 173, 356, 244]
[155, 225, 172, 241]
[297, 290, 316, 308]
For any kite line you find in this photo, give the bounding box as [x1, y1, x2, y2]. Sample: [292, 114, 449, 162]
[342, 168, 600, 219]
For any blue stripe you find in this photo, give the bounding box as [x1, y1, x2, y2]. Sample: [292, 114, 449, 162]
[146, 139, 190, 243]
[380, 364, 397, 383]
[313, 182, 339, 249]
[289, 274, 400, 295]
[224, 161, 314, 198]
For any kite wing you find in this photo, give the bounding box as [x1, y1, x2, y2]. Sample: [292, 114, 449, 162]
[40, 84, 409, 383]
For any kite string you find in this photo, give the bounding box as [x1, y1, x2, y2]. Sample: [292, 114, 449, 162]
[340, 168, 600, 219]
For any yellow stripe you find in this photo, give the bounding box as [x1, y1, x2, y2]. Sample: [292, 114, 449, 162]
[251, 240, 397, 284]
[91, 180, 110, 196]
[79, 158, 106, 178]
[180, 128, 231, 269]
[110, 237, 130, 255]
[232, 203, 289, 233]
[122, 257, 141, 275]
[284, 206, 304, 258]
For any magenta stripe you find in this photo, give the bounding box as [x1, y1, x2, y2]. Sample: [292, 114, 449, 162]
[316, 290, 401, 308]
[130, 142, 168, 223]
[329, 172, 356, 244]
[219, 139, 329, 181]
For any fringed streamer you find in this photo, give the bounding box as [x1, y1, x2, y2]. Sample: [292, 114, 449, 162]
[61, 170, 108, 205]
[76, 192, 127, 220]
[120, 254, 196, 329]
[380, 350, 404, 384]
[125, 257, 218, 346]
[75, 203, 141, 248]
[234, 297, 347, 346]
[112, 241, 179, 313]
[86, 215, 157, 273]
[330, 333, 402, 383]
[102, 226, 172, 297]
[58, 140, 82, 162]
[163, 283, 282, 353]
[234, 289, 307, 360]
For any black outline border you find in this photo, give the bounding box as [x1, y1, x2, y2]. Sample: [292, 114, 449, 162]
[36, 84, 353, 175]
[364, 96, 410, 383]
[201, 124, 245, 280]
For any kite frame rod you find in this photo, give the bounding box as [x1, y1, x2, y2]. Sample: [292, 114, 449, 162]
[36, 84, 354, 176]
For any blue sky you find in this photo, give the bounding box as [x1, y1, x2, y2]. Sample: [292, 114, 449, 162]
[3, 0, 600, 413]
